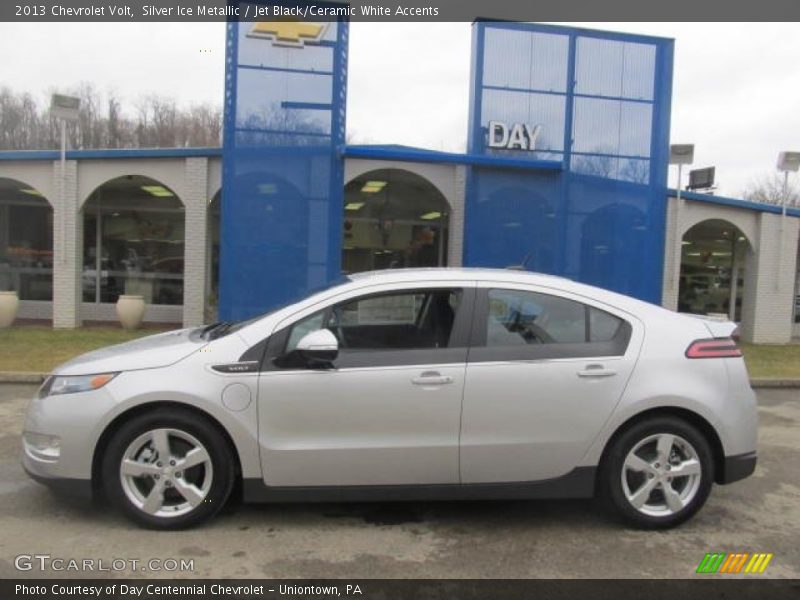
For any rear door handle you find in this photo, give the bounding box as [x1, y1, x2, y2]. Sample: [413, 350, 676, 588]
[577, 365, 618, 378]
[412, 371, 454, 386]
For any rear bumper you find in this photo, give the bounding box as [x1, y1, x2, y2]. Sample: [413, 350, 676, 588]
[720, 451, 757, 484]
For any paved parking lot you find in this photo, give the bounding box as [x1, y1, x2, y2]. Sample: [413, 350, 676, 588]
[0, 383, 797, 579]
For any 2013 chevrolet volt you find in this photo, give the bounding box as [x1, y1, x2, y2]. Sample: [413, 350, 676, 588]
[22, 268, 757, 529]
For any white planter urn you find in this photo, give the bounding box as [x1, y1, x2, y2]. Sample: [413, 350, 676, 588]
[116, 295, 145, 330]
[0, 291, 19, 328]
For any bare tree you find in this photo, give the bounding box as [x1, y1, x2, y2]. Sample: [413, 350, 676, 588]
[0, 85, 222, 151]
[741, 172, 800, 208]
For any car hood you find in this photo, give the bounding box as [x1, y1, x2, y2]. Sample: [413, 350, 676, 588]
[52, 328, 205, 376]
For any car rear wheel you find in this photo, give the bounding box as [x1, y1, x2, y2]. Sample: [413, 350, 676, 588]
[600, 416, 713, 528]
[102, 408, 235, 529]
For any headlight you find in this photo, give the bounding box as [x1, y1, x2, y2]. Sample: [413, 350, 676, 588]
[47, 373, 118, 396]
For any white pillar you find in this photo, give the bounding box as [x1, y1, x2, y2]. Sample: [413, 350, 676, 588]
[52, 159, 81, 329]
[740, 213, 799, 343]
[182, 157, 209, 327]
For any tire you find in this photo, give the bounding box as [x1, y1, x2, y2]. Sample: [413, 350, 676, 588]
[599, 416, 714, 529]
[102, 408, 236, 530]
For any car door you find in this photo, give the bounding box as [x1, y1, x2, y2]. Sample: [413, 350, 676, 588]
[460, 283, 642, 484]
[256, 283, 475, 488]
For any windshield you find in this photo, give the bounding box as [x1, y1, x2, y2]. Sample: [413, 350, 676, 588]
[200, 275, 352, 340]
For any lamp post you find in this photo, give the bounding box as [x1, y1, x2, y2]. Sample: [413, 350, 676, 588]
[670, 144, 695, 203]
[50, 94, 80, 266]
[777, 151, 800, 217]
[668, 144, 695, 294]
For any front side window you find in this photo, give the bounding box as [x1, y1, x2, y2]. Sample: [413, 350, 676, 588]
[331, 289, 460, 350]
[273, 288, 464, 370]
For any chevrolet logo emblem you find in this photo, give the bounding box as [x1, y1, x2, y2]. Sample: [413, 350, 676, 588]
[248, 20, 327, 48]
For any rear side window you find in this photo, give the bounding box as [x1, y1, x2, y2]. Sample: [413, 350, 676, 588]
[487, 289, 586, 345]
[472, 288, 631, 361]
[589, 306, 624, 342]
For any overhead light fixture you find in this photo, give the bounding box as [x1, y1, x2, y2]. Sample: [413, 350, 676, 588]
[257, 183, 278, 195]
[345, 202, 365, 211]
[777, 151, 800, 173]
[420, 211, 441, 220]
[361, 181, 387, 193]
[681, 241, 692, 245]
[19, 188, 43, 196]
[141, 185, 174, 197]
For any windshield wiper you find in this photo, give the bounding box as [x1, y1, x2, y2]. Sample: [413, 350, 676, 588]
[200, 321, 235, 340]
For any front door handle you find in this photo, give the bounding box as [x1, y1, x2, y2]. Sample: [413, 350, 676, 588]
[577, 365, 618, 378]
[412, 371, 454, 386]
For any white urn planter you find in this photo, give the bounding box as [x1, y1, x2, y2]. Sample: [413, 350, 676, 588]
[0, 291, 19, 328]
[116, 295, 145, 330]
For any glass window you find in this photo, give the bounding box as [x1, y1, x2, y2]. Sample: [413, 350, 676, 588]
[330, 290, 460, 350]
[0, 197, 54, 301]
[589, 307, 623, 342]
[82, 176, 185, 306]
[487, 289, 586, 345]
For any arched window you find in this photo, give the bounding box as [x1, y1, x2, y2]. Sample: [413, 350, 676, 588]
[82, 175, 184, 305]
[680, 219, 751, 322]
[343, 169, 450, 273]
[0, 178, 53, 301]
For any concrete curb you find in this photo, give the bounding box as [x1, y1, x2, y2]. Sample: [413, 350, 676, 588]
[749, 378, 800, 389]
[0, 371, 799, 388]
[0, 372, 47, 384]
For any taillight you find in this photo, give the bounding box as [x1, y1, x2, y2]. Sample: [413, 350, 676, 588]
[686, 338, 742, 359]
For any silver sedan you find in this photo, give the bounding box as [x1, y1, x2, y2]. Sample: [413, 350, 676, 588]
[22, 268, 757, 529]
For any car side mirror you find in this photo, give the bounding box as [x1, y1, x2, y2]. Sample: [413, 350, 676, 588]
[294, 329, 339, 368]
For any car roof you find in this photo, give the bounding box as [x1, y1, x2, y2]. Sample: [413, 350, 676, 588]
[345, 267, 664, 317]
[347, 267, 568, 284]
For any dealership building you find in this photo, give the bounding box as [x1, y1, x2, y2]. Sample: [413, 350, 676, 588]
[0, 21, 798, 342]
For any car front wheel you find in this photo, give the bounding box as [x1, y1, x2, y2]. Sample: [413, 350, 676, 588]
[102, 408, 235, 529]
[600, 416, 714, 529]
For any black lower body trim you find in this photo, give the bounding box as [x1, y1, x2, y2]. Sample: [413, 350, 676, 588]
[242, 467, 596, 503]
[23, 464, 94, 501]
[720, 451, 757, 484]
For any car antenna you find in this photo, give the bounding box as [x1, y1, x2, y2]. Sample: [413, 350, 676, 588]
[506, 251, 533, 271]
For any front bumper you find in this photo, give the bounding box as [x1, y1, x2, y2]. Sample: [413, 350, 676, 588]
[22, 463, 94, 500]
[22, 384, 117, 488]
[719, 451, 757, 484]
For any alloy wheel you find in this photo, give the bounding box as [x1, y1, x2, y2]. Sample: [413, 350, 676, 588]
[119, 428, 213, 518]
[621, 433, 702, 517]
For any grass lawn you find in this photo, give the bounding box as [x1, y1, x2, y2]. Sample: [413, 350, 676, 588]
[0, 326, 171, 373]
[0, 326, 798, 379]
[739, 343, 800, 379]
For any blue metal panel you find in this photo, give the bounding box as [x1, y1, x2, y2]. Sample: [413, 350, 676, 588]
[220, 4, 348, 320]
[465, 22, 675, 304]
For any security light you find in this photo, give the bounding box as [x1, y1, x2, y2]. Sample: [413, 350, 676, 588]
[777, 152, 800, 172]
[669, 144, 694, 165]
[50, 94, 81, 121]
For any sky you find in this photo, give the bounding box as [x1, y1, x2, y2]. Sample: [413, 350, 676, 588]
[1, 21, 799, 196]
